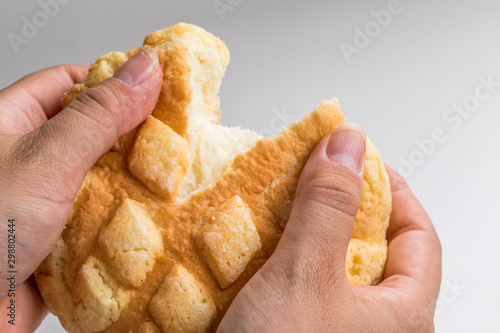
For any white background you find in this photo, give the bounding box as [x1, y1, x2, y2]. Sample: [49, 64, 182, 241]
[1, 0, 499, 332]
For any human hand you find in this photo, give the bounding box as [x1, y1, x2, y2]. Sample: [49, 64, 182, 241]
[218, 124, 442, 332]
[0, 49, 163, 332]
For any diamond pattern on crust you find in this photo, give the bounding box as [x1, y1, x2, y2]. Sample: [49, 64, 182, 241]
[73, 256, 130, 332]
[196, 195, 262, 289]
[149, 265, 216, 333]
[98, 198, 164, 288]
[128, 116, 189, 199]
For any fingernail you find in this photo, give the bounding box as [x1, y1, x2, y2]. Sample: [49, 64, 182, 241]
[326, 123, 366, 173]
[113, 48, 159, 86]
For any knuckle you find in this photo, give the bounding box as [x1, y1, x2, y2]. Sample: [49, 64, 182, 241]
[298, 172, 361, 218]
[9, 131, 47, 164]
[74, 84, 122, 126]
[69, 84, 122, 138]
[5, 130, 79, 204]
[11, 127, 62, 173]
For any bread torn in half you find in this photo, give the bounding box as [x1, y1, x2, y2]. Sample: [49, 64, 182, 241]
[34, 23, 391, 333]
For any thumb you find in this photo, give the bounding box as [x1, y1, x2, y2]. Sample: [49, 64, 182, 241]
[278, 123, 366, 286]
[20, 48, 163, 194]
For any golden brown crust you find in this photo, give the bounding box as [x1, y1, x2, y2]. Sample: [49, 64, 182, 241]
[127, 116, 190, 199]
[34, 23, 391, 332]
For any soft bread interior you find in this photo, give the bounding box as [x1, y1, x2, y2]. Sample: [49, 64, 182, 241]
[179, 37, 262, 199]
[62, 24, 263, 202]
[179, 122, 263, 200]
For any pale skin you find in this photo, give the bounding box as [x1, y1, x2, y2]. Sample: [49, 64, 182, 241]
[0, 50, 441, 332]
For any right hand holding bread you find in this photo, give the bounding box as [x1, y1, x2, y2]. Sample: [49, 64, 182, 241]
[218, 132, 442, 332]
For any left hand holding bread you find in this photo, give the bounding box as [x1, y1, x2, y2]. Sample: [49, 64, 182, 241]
[0, 49, 163, 332]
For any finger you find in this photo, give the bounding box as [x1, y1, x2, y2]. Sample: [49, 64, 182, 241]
[0, 65, 88, 133]
[352, 166, 441, 332]
[14, 48, 163, 202]
[274, 123, 367, 290]
[379, 166, 442, 295]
